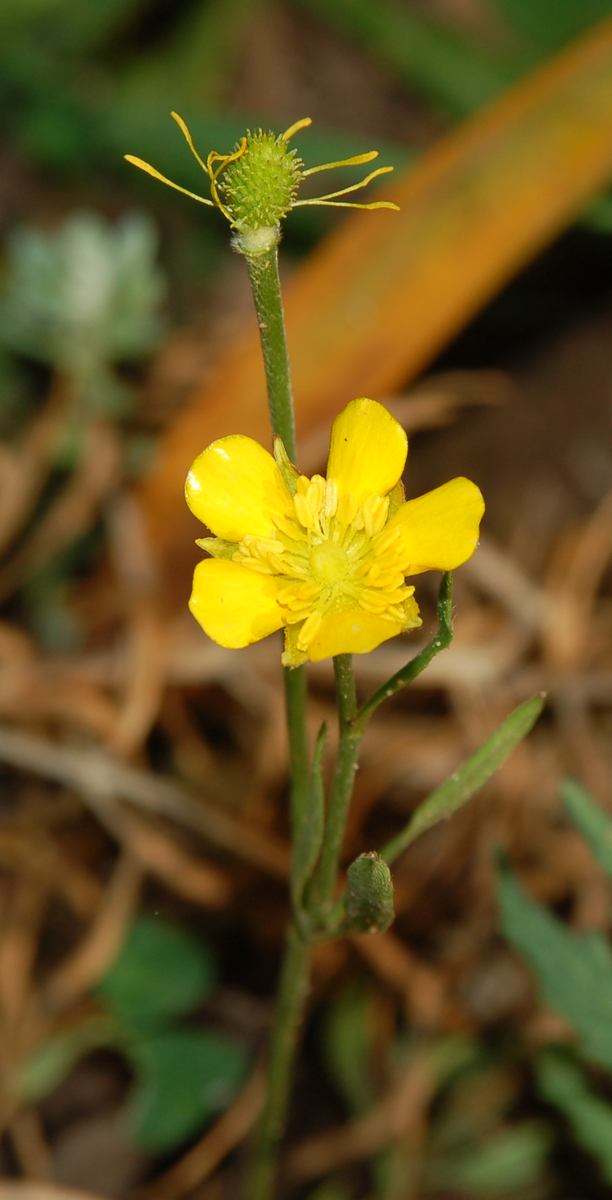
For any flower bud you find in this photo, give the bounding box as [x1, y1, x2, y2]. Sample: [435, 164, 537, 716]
[345, 851, 394, 934]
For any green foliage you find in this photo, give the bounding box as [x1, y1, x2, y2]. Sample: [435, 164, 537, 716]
[322, 985, 376, 1115]
[19, 1017, 115, 1100]
[383, 694, 544, 864]
[305, 1184, 352, 1200]
[131, 1029, 248, 1150]
[494, 0, 612, 56]
[537, 1053, 612, 1184]
[499, 781, 612, 1182]
[96, 916, 216, 1029]
[429, 1123, 551, 1196]
[295, 0, 612, 229]
[498, 859, 612, 1070]
[20, 916, 248, 1154]
[561, 778, 612, 878]
[0, 212, 165, 379]
[297, 0, 512, 119]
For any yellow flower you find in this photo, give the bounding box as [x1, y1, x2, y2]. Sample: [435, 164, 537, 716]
[125, 114, 398, 236]
[185, 398, 484, 667]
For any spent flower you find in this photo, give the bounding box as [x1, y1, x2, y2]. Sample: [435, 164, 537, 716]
[125, 114, 398, 251]
[185, 397, 484, 667]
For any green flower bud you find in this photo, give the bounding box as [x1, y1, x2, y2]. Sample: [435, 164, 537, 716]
[345, 851, 394, 934]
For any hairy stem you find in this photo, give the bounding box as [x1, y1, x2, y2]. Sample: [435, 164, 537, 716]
[354, 572, 454, 733]
[241, 239, 310, 1200]
[248, 925, 312, 1200]
[310, 654, 362, 914]
[244, 243, 297, 456]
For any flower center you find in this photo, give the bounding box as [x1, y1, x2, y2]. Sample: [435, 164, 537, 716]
[233, 472, 420, 657]
[309, 540, 349, 587]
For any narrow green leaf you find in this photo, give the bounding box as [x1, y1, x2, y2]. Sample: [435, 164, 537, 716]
[538, 1052, 612, 1183]
[292, 722, 327, 906]
[97, 916, 216, 1029]
[561, 778, 612, 878]
[495, 0, 612, 57]
[382, 694, 544, 865]
[322, 985, 376, 1116]
[498, 862, 612, 1070]
[428, 1122, 551, 1195]
[129, 1029, 248, 1151]
[18, 1017, 116, 1101]
[305, 1184, 352, 1200]
[296, 0, 514, 118]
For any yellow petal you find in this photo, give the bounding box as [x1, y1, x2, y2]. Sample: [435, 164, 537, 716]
[189, 559, 284, 648]
[326, 398, 407, 501]
[390, 477, 484, 574]
[293, 606, 413, 663]
[185, 435, 292, 541]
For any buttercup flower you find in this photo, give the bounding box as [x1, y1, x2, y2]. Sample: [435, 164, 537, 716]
[185, 398, 484, 667]
[125, 114, 398, 238]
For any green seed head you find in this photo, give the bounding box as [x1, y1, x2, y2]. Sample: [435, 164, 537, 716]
[345, 852, 395, 934]
[218, 130, 304, 233]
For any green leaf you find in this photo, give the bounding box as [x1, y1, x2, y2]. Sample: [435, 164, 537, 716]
[305, 1185, 352, 1200]
[498, 863, 612, 1070]
[18, 1017, 116, 1100]
[538, 1052, 612, 1183]
[561, 778, 612, 878]
[382, 694, 544, 864]
[0, 212, 165, 375]
[322, 985, 375, 1116]
[296, 0, 514, 119]
[292, 722, 326, 907]
[429, 1122, 551, 1196]
[97, 917, 216, 1029]
[129, 1029, 248, 1151]
[494, 0, 612, 57]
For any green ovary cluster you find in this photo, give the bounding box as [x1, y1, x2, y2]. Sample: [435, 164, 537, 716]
[218, 131, 304, 231]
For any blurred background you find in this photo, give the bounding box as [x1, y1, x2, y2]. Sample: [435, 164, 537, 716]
[1, 2, 612, 1198]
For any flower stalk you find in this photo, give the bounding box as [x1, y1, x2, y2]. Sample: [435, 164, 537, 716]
[248, 925, 312, 1200]
[242, 243, 296, 456]
[126, 111, 498, 1200]
[309, 654, 361, 915]
[236, 236, 311, 1200]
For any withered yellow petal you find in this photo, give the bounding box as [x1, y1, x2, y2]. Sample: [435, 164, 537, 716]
[189, 559, 284, 648]
[185, 435, 292, 541]
[390, 477, 484, 574]
[327, 398, 407, 502]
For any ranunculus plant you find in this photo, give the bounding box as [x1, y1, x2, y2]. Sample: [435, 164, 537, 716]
[127, 113, 542, 1200]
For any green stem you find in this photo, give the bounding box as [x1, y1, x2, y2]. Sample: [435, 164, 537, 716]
[240, 239, 311, 1200]
[243, 241, 309, 835]
[248, 926, 312, 1200]
[310, 654, 362, 914]
[243, 242, 297, 457]
[354, 572, 454, 733]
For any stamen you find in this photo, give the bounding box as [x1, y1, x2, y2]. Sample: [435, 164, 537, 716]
[207, 139, 248, 221]
[171, 111, 210, 176]
[297, 611, 323, 651]
[123, 156, 213, 206]
[294, 165, 394, 205]
[281, 116, 313, 142]
[362, 495, 389, 537]
[302, 150, 379, 177]
[296, 199, 400, 212]
[324, 479, 338, 518]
